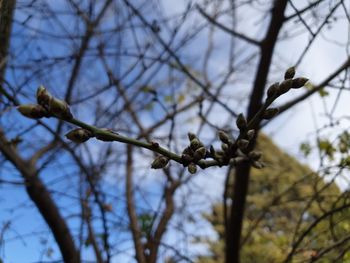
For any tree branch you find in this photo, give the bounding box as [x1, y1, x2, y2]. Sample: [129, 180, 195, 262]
[226, 1, 289, 263]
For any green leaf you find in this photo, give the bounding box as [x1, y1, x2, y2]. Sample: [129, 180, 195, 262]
[138, 213, 153, 236]
[318, 139, 336, 159]
[300, 142, 312, 157]
[164, 95, 173, 103]
[177, 94, 185, 104]
[140, 86, 156, 94]
[318, 88, 329, 97]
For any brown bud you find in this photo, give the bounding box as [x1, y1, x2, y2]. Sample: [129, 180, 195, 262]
[248, 151, 262, 160]
[218, 130, 230, 144]
[221, 143, 229, 153]
[190, 138, 202, 150]
[284, 66, 296, 80]
[95, 132, 114, 141]
[150, 141, 159, 148]
[252, 161, 264, 169]
[17, 104, 49, 119]
[102, 203, 113, 212]
[48, 97, 73, 120]
[237, 139, 249, 150]
[236, 113, 247, 130]
[193, 147, 206, 160]
[247, 129, 255, 140]
[151, 156, 169, 169]
[36, 85, 52, 107]
[65, 128, 92, 143]
[210, 145, 216, 156]
[188, 132, 197, 141]
[181, 154, 192, 163]
[188, 163, 197, 174]
[182, 146, 194, 156]
[278, 79, 293, 94]
[267, 82, 279, 98]
[262, 108, 279, 120]
[292, 77, 309, 89]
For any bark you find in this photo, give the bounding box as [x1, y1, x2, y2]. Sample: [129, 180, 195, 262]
[0, 132, 80, 263]
[225, 1, 289, 263]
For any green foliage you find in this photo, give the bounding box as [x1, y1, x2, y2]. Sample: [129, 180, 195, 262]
[197, 134, 350, 263]
[318, 139, 336, 159]
[138, 213, 153, 237]
[300, 142, 312, 157]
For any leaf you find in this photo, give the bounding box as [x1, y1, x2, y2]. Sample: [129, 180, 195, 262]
[300, 142, 312, 157]
[318, 139, 336, 159]
[304, 81, 314, 90]
[177, 94, 185, 104]
[140, 86, 156, 95]
[318, 88, 329, 97]
[164, 95, 173, 103]
[138, 213, 153, 235]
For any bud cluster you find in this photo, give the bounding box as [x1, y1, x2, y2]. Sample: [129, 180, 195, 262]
[266, 67, 308, 99]
[18, 85, 94, 144]
[18, 85, 73, 120]
[209, 128, 264, 169]
[179, 133, 207, 174]
[16, 67, 308, 172]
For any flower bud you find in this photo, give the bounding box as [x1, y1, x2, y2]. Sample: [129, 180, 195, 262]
[252, 161, 264, 169]
[215, 150, 225, 158]
[48, 97, 73, 120]
[262, 108, 279, 120]
[182, 146, 194, 155]
[102, 203, 113, 212]
[221, 143, 229, 153]
[247, 129, 255, 140]
[248, 150, 262, 160]
[151, 156, 169, 169]
[193, 147, 206, 160]
[284, 66, 295, 80]
[17, 104, 49, 119]
[188, 132, 197, 142]
[210, 145, 216, 156]
[181, 154, 192, 163]
[36, 85, 52, 107]
[292, 77, 309, 89]
[236, 113, 247, 130]
[218, 130, 230, 144]
[237, 139, 249, 150]
[278, 79, 293, 94]
[188, 163, 197, 174]
[65, 128, 92, 143]
[267, 82, 279, 98]
[190, 138, 202, 150]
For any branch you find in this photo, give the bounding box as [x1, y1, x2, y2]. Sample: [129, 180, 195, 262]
[126, 145, 147, 263]
[278, 56, 350, 115]
[148, 180, 179, 263]
[284, 203, 350, 263]
[226, 1, 289, 263]
[196, 5, 261, 46]
[0, 0, 16, 80]
[0, 130, 80, 263]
